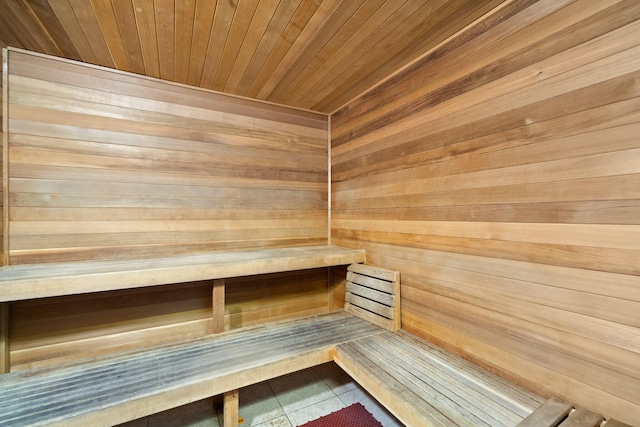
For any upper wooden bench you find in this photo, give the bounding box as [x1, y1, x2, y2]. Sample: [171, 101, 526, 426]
[0, 245, 365, 302]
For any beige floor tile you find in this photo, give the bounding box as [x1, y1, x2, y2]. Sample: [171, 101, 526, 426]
[237, 382, 286, 426]
[268, 369, 336, 414]
[313, 362, 359, 395]
[285, 396, 346, 426]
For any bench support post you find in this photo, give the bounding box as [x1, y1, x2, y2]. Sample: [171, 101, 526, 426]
[224, 389, 239, 427]
[212, 279, 225, 334]
[0, 302, 8, 373]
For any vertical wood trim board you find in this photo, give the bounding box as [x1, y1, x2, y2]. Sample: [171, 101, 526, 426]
[2, 48, 7, 266]
[331, 1, 640, 424]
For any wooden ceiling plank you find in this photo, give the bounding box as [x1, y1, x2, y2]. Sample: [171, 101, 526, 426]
[244, 0, 323, 99]
[173, 0, 195, 84]
[231, 0, 303, 96]
[132, 0, 161, 78]
[0, 12, 26, 50]
[88, 0, 130, 70]
[294, 0, 421, 109]
[111, 0, 146, 75]
[0, 0, 54, 54]
[47, 0, 100, 65]
[276, 0, 388, 106]
[262, 0, 367, 103]
[66, 0, 115, 68]
[223, 0, 283, 94]
[254, 0, 345, 100]
[186, 0, 217, 87]
[285, 0, 404, 107]
[23, 0, 81, 60]
[198, 0, 239, 89]
[314, 0, 496, 112]
[154, 0, 175, 81]
[211, 0, 261, 91]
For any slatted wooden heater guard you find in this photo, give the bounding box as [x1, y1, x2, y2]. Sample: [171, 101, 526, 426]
[344, 263, 400, 331]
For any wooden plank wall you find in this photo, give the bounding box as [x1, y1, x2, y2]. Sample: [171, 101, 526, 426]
[331, 0, 640, 424]
[3, 49, 331, 369]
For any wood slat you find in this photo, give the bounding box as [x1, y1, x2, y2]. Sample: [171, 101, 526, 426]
[517, 398, 574, 427]
[559, 407, 604, 427]
[348, 263, 398, 282]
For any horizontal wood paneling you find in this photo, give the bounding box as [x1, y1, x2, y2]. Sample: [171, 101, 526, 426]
[3, 49, 332, 368]
[5, 49, 328, 264]
[331, 0, 640, 424]
[0, 0, 503, 113]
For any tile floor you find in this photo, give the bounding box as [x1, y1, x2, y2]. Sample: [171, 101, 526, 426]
[117, 362, 403, 427]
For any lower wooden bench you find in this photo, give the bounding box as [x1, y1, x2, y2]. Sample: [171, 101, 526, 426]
[0, 312, 383, 427]
[335, 330, 545, 427]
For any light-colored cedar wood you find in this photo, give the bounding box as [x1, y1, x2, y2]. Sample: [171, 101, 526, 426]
[153, 0, 174, 81]
[0, 302, 8, 373]
[89, 0, 130, 70]
[212, 279, 225, 334]
[345, 294, 393, 319]
[47, 0, 99, 65]
[345, 263, 400, 331]
[559, 407, 604, 427]
[21, 0, 79, 60]
[517, 398, 573, 427]
[267, 0, 386, 105]
[67, 0, 114, 68]
[224, 390, 239, 427]
[132, 0, 160, 79]
[198, 0, 237, 90]
[110, 0, 145, 75]
[2, 48, 7, 266]
[331, 2, 640, 424]
[185, 0, 216, 87]
[347, 263, 398, 283]
[173, 0, 195, 84]
[603, 420, 635, 427]
[227, 0, 303, 95]
[335, 330, 544, 427]
[0, 312, 383, 427]
[0, 245, 365, 302]
[4, 48, 329, 265]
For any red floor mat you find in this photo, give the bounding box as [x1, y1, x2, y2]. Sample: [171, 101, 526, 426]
[299, 403, 384, 427]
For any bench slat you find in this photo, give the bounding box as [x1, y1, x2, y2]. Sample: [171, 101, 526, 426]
[346, 282, 395, 306]
[348, 264, 398, 282]
[373, 333, 527, 425]
[517, 398, 574, 427]
[0, 245, 365, 301]
[559, 407, 604, 427]
[346, 293, 395, 319]
[346, 271, 396, 294]
[396, 331, 545, 410]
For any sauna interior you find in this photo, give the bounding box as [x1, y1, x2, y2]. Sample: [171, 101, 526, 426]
[0, 0, 639, 425]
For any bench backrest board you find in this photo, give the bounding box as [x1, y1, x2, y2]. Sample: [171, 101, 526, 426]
[345, 264, 401, 331]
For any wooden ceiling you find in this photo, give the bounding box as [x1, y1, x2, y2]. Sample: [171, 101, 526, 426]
[0, 0, 504, 113]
